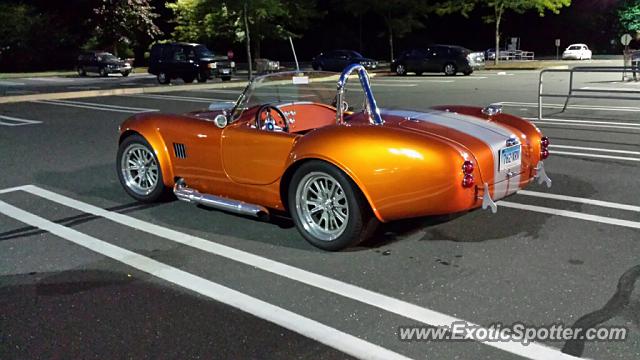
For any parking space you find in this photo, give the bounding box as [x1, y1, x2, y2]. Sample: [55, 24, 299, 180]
[1, 70, 638, 359]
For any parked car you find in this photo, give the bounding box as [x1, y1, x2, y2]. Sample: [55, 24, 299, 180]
[77, 51, 132, 77]
[255, 58, 280, 74]
[485, 48, 508, 61]
[311, 50, 378, 72]
[562, 44, 592, 60]
[116, 64, 552, 250]
[391, 45, 475, 76]
[149, 42, 235, 84]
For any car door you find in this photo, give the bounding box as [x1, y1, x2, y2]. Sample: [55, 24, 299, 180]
[221, 120, 297, 185]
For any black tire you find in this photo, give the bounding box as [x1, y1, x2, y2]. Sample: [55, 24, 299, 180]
[197, 72, 208, 83]
[99, 67, 109, 77]
[77, 67, 86, 77]
[221, 76, 232, 82]
[443, 63, 457, 76]
[463, 70, 473, 76]
[121, 71, 130, 77]
[395, 63, 407, 76]
[116, 134, 166, 203]
[157, 72, 170, 84]
[415, 71, 423, 76]
[182, 76, 195, 83]
[288, 161, 378, 251]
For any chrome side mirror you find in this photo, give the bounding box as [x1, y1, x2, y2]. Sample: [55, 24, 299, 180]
[214, 114, 228, 128]
[481, 104, 503, 117]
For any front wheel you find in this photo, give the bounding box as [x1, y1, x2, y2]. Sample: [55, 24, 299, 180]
[157, 72, 170, 84]
[117, 134, 166, 202]
[121, 71, 130, 77]
[197, 72, 208, 83]
[77, 67, 86, 76]
[395, 64, 407, 76]
[99, 67, 109, 77]
[288, 161, 378, 251]
[221, 76, 232, 81]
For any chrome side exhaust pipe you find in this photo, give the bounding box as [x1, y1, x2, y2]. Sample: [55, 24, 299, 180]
[173, 179, 269, 220]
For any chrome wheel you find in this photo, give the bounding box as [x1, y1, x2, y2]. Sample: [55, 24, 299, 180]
[295, 172, 349, 241]
[396, 64, 406, 75]
[444, 63, 456, 76]
[120, 144, 159, 196]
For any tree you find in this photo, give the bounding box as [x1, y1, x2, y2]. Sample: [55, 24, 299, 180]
[435, 0, 570, 64]
[343, 0, 428, 62]
[619, 1, 640, 34]
[93, 0, 162, 56]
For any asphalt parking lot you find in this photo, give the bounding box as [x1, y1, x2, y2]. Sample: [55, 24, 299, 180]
[1, 69, 638, 359]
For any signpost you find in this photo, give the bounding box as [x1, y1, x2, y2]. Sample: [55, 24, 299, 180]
[555, 39, 561, 60]
[621, 34, 633, 81]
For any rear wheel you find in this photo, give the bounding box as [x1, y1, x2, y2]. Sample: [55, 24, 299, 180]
[182, 75, 195, 83]
[221, 76, 232, 81]
[99, 67, 109, 77]
[197, 72, 208, 83]
[395, 64, 407, 76]
[463, 70, 473, 76]
[288, 161, 378, 251]
[77, 66, 86, 76]
[117, 134, 166, 203]
[444, 63, 457, 76]
[121, 71, 130, 77]
[157, 72, 170, 84]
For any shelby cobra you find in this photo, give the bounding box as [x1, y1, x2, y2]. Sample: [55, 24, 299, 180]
[116, 64, 552, 250]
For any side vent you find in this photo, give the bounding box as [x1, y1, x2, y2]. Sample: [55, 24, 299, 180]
[173, 143, 187, 159]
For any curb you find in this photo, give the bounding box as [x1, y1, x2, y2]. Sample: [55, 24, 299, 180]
[0, 81, 249, 104]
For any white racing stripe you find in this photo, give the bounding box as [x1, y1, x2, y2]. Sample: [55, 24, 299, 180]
[550, 145, 640, 156]
[5, 185, 579, 360]
[34, 99, 159, 114]
[517, 190, 640, 212]
[0, 200, 409, 360]
[551, 151, 640, 162]
[498, 201, 640, 230]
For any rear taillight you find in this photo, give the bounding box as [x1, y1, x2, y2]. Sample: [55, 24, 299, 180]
[461, 160, 474, 188]
[540, 136, 550, 159]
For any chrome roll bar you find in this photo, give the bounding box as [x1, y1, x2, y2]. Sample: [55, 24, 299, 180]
[336, 63, 383, 125]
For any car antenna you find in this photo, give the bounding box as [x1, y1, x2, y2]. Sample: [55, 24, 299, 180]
[289, 36, 300, 72]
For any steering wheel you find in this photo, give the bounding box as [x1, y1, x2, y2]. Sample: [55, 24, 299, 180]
[255, 104, 289, 132]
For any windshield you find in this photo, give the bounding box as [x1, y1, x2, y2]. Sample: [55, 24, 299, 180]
[233, 72, 339, 119]
[195, 45, 214, 58]
[101, 54, 119, 62]
[568, 46, 581, 50]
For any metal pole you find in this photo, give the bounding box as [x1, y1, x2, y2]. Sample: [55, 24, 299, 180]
[289, 36, 299, 72]
[244, 2, 252, 80]
[538, 70, 544, 121]
[562, 69, 573, 112]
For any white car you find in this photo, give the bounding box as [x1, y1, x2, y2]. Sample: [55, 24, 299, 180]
[562, 44, 592, 60]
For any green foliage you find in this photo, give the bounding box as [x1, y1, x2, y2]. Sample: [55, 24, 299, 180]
[434, 0, 570, 21]
[93, 0, 162, 51]
[167, 0, 322, 44]
[619, 0, 640, 33]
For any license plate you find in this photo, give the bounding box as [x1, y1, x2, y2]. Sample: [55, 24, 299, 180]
[222, 69, 230, 74]
[499, 145, 521, 171]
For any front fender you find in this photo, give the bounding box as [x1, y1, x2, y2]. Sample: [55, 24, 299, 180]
[119, 114, 175, 188]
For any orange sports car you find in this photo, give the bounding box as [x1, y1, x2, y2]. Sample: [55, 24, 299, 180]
[117, 64, 552, 250]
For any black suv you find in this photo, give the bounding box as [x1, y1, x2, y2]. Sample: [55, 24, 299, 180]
[311, 50, 378, 72]
[77, 51, 132, 77]
[391, 45, 474, 76]
[149, 43, 235, 84]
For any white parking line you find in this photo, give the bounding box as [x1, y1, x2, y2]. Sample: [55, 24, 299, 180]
[26, 77, 74, 83]
[0, 200, 409, 360]
[0, 115, 42, 127]
[129, 94, 228, 103]
[501, 102, 640, 113]
[526, 118, 640, 127]
[3, 184, 579, 360]
[531, 120, 640, 131]
[550, 145, 640, 156]
[0, 80, 25, 86]
[580, 86, 640, 92]
[498, 201, 640, 230]
[517, 190, 640, 212]
[34, 99, 158, 114]
[550, 151, 640, 162]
